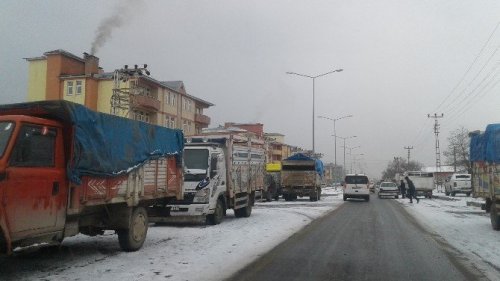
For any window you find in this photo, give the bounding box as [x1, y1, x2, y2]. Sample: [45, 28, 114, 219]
[133, 110, 150, 123]
[0, 122, 15, 158]
[67, 81, 74, 96]
[10, 124, 56, 167]
[76, 81, 82, 95]
[165, 116, 176, 129]
[168, 92, 176, 106]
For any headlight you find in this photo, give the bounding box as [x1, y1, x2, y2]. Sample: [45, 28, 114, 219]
[193, 188, 210, 203]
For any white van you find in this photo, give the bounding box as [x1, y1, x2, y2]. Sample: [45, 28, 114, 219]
[343, 174, 370, 202]
[444, 173, 472, 196]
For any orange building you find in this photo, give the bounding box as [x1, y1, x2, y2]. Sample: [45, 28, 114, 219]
[25, 50, 213, 135]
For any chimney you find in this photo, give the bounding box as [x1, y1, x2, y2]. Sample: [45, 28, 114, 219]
[83, 52, 99, 76]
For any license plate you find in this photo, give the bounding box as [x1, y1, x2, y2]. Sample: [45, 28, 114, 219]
[170, 206, 180, 211]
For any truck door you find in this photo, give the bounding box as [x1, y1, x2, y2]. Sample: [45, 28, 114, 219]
[3, 124, 66, 236]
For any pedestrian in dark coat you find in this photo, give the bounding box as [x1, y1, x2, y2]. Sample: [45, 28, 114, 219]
[405, 176, 419, 203]
[399, 179, 406, 198]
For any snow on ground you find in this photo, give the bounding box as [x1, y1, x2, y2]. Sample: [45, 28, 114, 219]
[0, 188, 343, 281]
[395, 191, 500, 280]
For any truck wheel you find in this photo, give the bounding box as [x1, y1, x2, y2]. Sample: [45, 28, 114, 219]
[343, 195, 347, 201]
[395, 195, 398, 199]
[309, 194, 317, 201]
[118, 207, 148, 252]
[490, 203, 500, 230]
[451, 192, 455, 197]
[445, 190, 450, 196]
[206, 198, 224, 225]
[265, 191, 272, 202]
[466, 193, 471, 197]
[317, 188, 322, 200]
[234, 204, 252, 218]
[365, 196, 370, 202]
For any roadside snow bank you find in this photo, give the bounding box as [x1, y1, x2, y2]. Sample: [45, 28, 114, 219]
[396, 193, 500, 280]
[4, 188, 343, 281]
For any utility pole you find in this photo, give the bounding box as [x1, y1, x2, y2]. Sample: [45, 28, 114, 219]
[404, 146, 413, 168]
[428, 113, 444, 190]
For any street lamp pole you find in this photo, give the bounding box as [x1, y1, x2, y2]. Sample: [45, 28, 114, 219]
[318, 114, 353, 167]
[286, 68, 343, 155]
[334, 135, 357, 177]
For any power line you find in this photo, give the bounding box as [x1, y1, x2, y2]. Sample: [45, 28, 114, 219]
[434, 21, 500, 113]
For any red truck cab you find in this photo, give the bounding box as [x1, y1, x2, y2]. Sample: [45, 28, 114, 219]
[0, 115, 69, 254]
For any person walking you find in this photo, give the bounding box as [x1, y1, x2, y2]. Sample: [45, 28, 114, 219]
[399, 179, 406, 198]
[405, 176, 419, 203]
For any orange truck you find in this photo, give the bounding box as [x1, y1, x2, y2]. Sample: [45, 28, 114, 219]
[0, 101, 184, 255]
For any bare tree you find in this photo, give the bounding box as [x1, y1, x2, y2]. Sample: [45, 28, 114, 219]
[381, 158, 423, 180]
[443, 126, 471, 173]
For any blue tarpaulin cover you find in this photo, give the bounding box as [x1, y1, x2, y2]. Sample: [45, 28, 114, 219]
[284, 153, 325, 177]
[470, 124, 500, 163]
[0, 100, 184, 184]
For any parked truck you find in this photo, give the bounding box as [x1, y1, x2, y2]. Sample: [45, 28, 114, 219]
[0, 101, 184, 255]
[160, 134, 265, 225]
[263, 163, 282, 201]
[470, 125, 500, 230]
[444, 173, 472, 197]
[281, 153, 324, 201]
[396, 171, 434, 198]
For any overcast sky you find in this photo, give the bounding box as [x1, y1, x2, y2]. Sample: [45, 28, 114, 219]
[2, 0, 500, 178]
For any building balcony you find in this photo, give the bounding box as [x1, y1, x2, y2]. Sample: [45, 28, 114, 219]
[130, 94, 160, 111]
[195, 113, 210, 125]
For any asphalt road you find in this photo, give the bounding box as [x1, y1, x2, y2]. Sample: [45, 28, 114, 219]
[227, 194, 486, 281]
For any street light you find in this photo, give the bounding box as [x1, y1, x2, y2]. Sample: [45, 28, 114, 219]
[334, 135, 357, 177]
[286, 68, 343, 154]
[318, 114, 353, 168]
[351, 153, 365, 174]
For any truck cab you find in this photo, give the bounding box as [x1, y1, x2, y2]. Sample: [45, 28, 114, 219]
[0, 115, 69, 253]
[166, 143, 227, 224]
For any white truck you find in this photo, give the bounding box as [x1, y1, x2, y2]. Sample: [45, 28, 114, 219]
[159, 134, 266, 225]
[397, 171, 434, 198]
[444, 173, 472, 197]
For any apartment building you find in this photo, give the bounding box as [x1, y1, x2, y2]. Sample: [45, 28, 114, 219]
[25, 49, 213, 135]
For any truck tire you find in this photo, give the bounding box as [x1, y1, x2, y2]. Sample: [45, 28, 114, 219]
[234, 204, 252, 218]
[445, 190, 450, 196]
[365, 195, 370, 202]
[265, 191, 272, 202]
[466, 193, 471, 197]
[343, 195, 347, 201]
[490, 203, 500, 231]
[118, 207, 148, 252]
[206, 198, 224, 225]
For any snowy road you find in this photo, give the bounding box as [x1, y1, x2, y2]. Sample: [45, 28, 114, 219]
[1, 188, 499, 281]
[227, 194, 484, 281]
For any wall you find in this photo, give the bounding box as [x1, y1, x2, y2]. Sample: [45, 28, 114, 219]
[27, 59, 47, 101]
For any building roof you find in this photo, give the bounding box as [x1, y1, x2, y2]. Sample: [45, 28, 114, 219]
[161, 81, 184, 92]
[265, 132, 285, 136]
[160, 81, 214, 107]
[43, 49, 85, 62]
[422, 166, 456, 173]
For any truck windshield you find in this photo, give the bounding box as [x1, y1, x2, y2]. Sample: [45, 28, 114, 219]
[0, 122, 14, 158]
[184, 149, 209, 181]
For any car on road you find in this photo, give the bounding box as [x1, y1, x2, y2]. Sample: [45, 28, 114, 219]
[378, 181, 400, 199]
[444, 173, 472, 197]
[343, 174, 370, 202]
